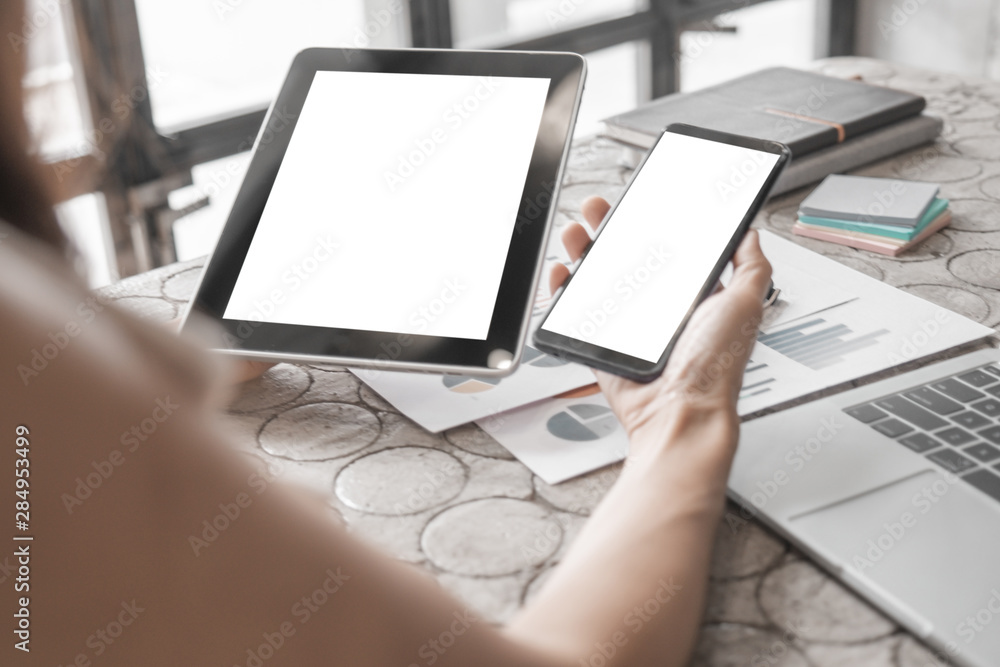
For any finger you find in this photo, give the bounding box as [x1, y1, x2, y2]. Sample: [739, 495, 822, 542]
[726, 230, 772, 303]
[581, 196, 610, 231]
[233, 360, 276, 384]
[549, 262, 570, 296]
[561, 222, 592, 262]
[660, 233, 771, 399]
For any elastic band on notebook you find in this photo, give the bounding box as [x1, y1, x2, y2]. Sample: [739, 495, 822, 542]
[763, 108, 846, 143]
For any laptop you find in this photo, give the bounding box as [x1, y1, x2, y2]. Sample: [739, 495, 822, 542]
[731, 346, 1000, 666]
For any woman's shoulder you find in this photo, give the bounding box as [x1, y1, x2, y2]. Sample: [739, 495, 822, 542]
[0, 219, 224, 404]
[0, 219, 93, 328]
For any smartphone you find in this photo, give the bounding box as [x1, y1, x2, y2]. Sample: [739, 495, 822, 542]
[533, 123, 789, 382]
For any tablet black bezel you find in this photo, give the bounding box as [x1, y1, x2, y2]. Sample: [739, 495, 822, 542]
[533, 123, 790, 383]
[183, 48, 585, 374]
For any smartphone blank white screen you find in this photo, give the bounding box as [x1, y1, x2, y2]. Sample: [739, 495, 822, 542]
[541, 132, 779, 363]
[223, 71, 551, 340]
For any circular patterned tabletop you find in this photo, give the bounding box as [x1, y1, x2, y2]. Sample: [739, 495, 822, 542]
[98, 58, 1000, 666]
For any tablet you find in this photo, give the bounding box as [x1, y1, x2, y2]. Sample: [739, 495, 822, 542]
[182, 48, 585, 376]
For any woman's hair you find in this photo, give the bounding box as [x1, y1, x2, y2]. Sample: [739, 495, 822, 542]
[0, 1, 69, 251]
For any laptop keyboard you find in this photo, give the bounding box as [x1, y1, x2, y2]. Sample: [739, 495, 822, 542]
[845, 362, 1000, 505]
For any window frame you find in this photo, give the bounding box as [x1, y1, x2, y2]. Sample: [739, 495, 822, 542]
[56, 0, 855, 277]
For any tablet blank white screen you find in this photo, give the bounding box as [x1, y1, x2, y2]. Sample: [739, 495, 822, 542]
[223, 71, 551, 340]
[541, 132, 779, 363]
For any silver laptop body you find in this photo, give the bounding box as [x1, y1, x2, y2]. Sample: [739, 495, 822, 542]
[732, 347, 1000, 667]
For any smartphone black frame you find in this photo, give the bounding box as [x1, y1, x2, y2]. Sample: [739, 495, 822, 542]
[533, 123, 790, 383]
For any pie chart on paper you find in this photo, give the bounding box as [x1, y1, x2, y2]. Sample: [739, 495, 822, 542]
[546, 404, 619, 442]
[522, 345, 569, 368]
[441, 375, 502, 394]
[440, 346, 568, 393]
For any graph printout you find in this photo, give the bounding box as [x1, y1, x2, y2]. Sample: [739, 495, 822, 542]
[480, 231, 992, 483]
[477, 393, 629, 484]
[732, 231, 992, 416]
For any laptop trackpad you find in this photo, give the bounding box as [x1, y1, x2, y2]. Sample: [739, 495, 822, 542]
[789, 470, 1000, 661]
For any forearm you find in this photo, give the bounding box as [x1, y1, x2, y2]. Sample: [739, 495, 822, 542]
[506, 404, 736, 667]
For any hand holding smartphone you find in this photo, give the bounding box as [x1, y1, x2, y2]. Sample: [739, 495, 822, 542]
[533, 124, 789, 382]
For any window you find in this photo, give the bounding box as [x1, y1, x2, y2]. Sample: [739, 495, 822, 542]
[134, 0, 407, 130]
[680, 0, 820, 92]
[53, 0, 855, 281]
[451, 0, 647, 47]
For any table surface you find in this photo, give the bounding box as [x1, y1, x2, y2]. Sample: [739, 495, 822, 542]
[99, 57, 1000, 666]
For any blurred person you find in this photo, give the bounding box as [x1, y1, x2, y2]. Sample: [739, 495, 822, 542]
[0, 2, 772, 665]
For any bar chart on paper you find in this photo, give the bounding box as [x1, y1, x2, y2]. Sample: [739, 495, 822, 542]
[740, 361, 776, 400]
[758, 318, 890, 370]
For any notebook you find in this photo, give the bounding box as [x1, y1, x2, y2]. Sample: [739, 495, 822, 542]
[799, 197, 950, 241]
[602, 67, 927, 155]
[793, 210, 951, 256]
[799, 174, 940, 227]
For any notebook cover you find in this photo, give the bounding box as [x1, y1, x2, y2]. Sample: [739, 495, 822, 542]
[799, 174, 939, 226]
[602, 67, 926, 157]
[798, 197, 949, 241]
[770, 114, 942, 196]
[793, 210, 952, 256]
